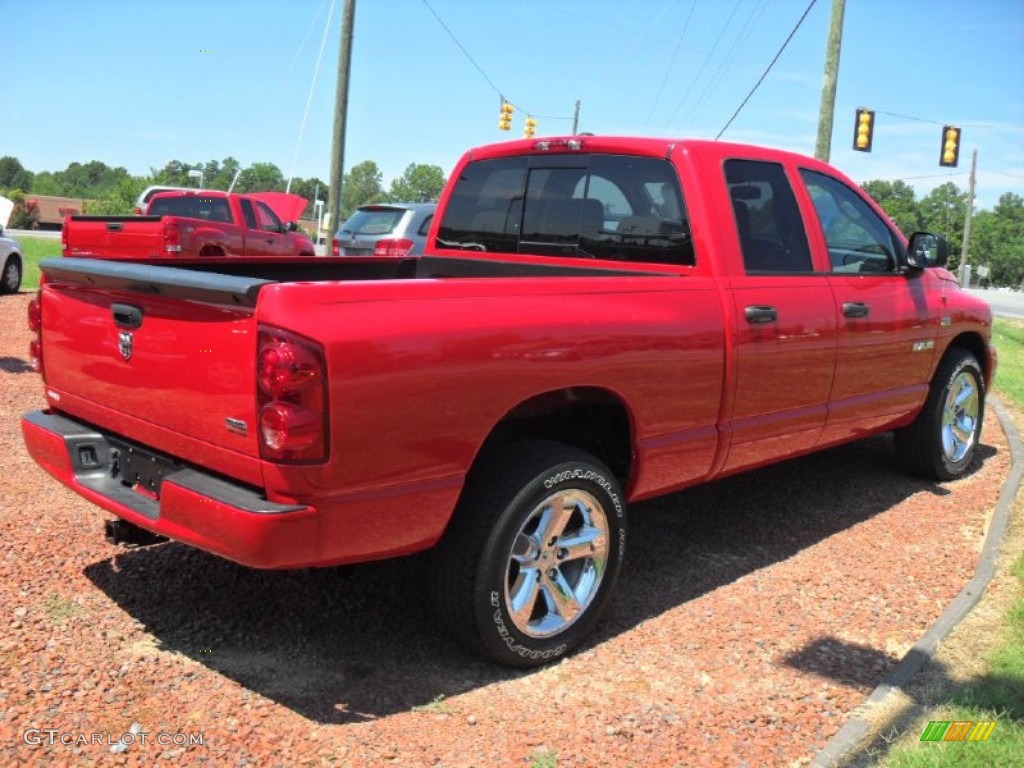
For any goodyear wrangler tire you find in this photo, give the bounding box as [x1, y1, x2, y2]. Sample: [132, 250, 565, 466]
[430, 441, 626, 668]
[896, 348, 984, 481]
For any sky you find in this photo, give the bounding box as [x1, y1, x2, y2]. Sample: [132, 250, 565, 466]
[2, 0, 1023, 210]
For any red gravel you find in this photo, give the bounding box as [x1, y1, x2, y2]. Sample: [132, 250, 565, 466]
[0, 291, 1008, 767]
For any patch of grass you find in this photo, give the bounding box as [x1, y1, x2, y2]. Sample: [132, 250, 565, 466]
[411, 694, 451, 715]
[15, 235, 62, 291]
[43, 593, 79, 625]
[882, 551, 1024, 767]
[527, 747, 558, 768]
[992, 318, 1024, 409]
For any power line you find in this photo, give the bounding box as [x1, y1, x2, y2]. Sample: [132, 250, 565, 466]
[419, 0, 572, 121]
[715, 0, 817, 140]
[645, 1, 696, 124]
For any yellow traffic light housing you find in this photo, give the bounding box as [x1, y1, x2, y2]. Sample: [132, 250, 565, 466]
[853, 108, 874, 152]
[940, 125, 960, 167]
[498, 101, 514, 131]
[524, 116, 537, 139]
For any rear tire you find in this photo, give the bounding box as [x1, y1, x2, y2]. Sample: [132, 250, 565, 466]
[896, 348, 984, 480]
[430, 441, 626, 667]
[1, 256, 21, 294]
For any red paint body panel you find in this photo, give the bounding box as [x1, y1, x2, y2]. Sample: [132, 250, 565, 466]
[24, 136, 997, 570]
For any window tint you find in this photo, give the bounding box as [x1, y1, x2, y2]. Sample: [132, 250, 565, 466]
[725, 160, 813, 273]
[240, 199, 258, 229]
[341, 207, 404, 236]
[148, 195, 231, 223]
[436, 157, 526, 252]
[800, 169, 898, 273]
[417, 214, 434, 236]
[435, 154, 693, 265]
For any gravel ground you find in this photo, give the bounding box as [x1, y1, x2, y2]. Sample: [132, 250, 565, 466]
[0, 291, 1010, 767]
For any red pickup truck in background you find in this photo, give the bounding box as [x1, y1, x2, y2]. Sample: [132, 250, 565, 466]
[62, 190, 316, 259]
[24, 136, 994, 667]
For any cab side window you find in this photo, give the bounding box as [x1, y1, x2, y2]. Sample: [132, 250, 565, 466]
[435, 154, 694, 265]
[256, 202, 283, 233]
[725, 159, 813, 273]
[240, 199, 258, 230]
[800, 170, 898, 273]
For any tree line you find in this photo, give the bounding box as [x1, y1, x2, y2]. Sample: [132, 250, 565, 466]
[1, 155, 1021, 285]
[0, 155, 446, 228]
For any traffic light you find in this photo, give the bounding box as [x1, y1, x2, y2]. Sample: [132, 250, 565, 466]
[524, 116, 537, 138]
[498, 101, 513, 131]
[940, 125, 961, 167]
[853, 108, 874, 152]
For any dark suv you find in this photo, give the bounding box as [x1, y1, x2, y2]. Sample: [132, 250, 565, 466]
[332, 203, 436, 257]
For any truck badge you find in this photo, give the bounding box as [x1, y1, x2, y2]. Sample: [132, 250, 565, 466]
[118, 331, 134, 361]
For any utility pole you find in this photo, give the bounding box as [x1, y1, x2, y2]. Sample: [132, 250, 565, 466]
[572, 100, 581, 135]
[327, 0, 357, 243]
[961, 148, 978, 268]
[814, 0, 846, 162]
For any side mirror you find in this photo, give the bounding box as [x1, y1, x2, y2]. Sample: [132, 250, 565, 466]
[284, 221, 298, 233]
[905, 232, 948, 270]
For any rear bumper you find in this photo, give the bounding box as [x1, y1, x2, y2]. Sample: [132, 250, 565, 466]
[21, 410, 318, 569]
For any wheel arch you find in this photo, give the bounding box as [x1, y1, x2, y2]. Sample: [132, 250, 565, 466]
[472, 386, 635, 490]
[943, 331, 993, 388]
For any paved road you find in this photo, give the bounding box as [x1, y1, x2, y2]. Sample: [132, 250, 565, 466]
[5, 228, 61, 240]
[964, 287, 1024, 320]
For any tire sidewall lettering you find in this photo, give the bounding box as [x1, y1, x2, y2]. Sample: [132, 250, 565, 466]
[480, 459, 626, 664]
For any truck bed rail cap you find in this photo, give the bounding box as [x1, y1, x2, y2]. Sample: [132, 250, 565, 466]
[39, 257, 273, 307]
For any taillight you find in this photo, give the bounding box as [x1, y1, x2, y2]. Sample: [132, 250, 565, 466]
[164, 223, 182, 254]
[61, 221, 69, 256]
[256, 329, 328, 463]
[28, 294, 43, 375]
[331, 237, 340, 257]
[373, 238, 415, 258]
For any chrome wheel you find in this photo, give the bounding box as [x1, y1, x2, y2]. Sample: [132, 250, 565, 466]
[504, 488, 609, 639]
[941, 368, 980, 464]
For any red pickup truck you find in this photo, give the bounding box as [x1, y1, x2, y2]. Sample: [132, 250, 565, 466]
[23, 136, 994, 667]
[62, 190, 315, 259]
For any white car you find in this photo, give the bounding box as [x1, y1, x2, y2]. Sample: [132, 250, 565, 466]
[0, 225, 23, 294]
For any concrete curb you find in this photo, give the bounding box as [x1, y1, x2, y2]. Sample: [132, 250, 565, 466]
[810, 394, 1024, 767]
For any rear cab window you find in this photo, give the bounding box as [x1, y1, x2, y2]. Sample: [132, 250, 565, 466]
[436, 154, 694, 266]
[149, 195, 232, 223]
[341, 208, 405, 236]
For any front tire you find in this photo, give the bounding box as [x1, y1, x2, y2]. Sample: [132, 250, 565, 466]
[1, 256, 21, 294]
[430, 441, 626, 667]
[896, 348, 984, 480]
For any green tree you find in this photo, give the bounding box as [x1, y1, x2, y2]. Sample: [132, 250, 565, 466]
[288, 176, 327, 218]
[30, 171, 61, 196]
[860, 179, 921, 234]
[918, 182, 967, 269]
[971, 193, 1024, 286]
[235, 162, 284, 193]
[341, 160, 385, 217]
[86, 176, 147, 215]
[0, 156, 33, 192]
[387, 163, 446, 203]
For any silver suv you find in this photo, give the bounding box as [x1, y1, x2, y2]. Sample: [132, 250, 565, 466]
[0, 225, 23, 294]
[332, 203, 436, 257]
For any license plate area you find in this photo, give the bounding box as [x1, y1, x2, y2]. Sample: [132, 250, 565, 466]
[109, 437, 179, 499]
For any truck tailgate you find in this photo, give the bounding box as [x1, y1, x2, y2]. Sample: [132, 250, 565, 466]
[65, 215, 166, 259]
[37, 259, 271, 481]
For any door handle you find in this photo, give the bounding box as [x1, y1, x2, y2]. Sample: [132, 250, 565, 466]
[842, 302, 869, 318]
[744, 305, 777, 324]
[111, 303, 144, 329]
